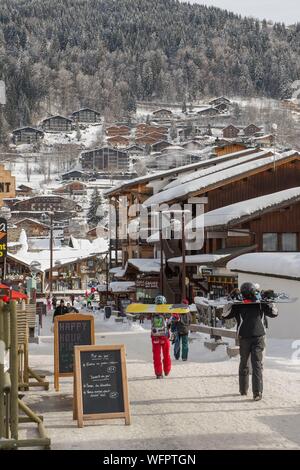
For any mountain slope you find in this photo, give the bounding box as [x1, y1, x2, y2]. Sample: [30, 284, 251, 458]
[0, 0, 300, 132]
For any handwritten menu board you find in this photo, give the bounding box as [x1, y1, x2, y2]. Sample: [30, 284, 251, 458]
[74, 345, 131, 427]
[54, 314, 95, 391]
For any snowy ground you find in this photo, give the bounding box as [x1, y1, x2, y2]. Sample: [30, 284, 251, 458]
[20, 310, 300, 450]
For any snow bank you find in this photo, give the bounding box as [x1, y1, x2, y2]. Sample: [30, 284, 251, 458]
[227, 252, 300, 280]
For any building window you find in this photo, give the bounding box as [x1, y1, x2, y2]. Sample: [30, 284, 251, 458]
[282, 233, 297, 252]
[263, 233, 278, 251]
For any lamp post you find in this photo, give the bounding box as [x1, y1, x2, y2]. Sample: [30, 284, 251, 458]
[162, 209, 191, 301]
[41, 211, 54, 296]
[149, 211, 165, 296]
[29, 260, 42, 302]
[0, 206, 11, 282]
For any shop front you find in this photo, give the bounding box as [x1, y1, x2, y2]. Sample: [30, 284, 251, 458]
[136, 277, 160, 304]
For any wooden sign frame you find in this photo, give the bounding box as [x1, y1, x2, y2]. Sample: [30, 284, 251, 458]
[74, 344, 131, 428]
[54, 313, 95, 391]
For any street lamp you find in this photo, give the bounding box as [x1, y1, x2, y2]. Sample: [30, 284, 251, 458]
[162, 209, 191, 301]
[29, 260, 41, 301]
[41, 211, 54, 296]
[0, 206, 11, 282]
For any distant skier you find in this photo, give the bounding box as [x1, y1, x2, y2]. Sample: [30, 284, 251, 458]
[222, 282, 278, 401]
[170, 299, 192, 361]
[151, 295, 171, 379]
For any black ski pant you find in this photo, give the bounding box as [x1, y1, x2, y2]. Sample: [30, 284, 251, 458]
[239, 335, 265, 396]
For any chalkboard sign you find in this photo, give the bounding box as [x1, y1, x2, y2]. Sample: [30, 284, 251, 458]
[54, 314, 95, 391]
[74, 344, 131, 427]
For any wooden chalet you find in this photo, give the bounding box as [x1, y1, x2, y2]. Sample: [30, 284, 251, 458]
[183, 187, 300, 297]
[12, 127, 44, 145]
[106, 125, 130, 137]
[16, 185, 34, 197]
[152, 109, 173, 119]
[125, 145, 145, 156]
[214, 142, 248, 157]
[61, 170, 90, 181]
[214, 103, 230, 113]
[209, 97, 231, 107]
[136, 134, 158, 146]
[71, 108, 101, 124]
[12, 195, 82, 215]
[243, 124, 262, 136]
[142, 150, 300, 300]
[181, 141, 204, 151]
[53, 181, 87, 196]
[41, 115, 73, 132]
[105, 148, 264, 270]
[253, 134, 274, 147]
[222, 124, 240, 139]
[80, 147, 129, 172]
[107, 135, 130, 148]
[136, 124, 168, 136]
[197, 107, 219, 117]
[151, 140, 171, 152]
[13, 218, 50, 238]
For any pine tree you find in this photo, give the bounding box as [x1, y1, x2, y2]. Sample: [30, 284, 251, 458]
[87, 188, 105, 226]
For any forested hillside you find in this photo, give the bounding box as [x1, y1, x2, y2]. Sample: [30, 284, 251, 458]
[1, 0, 300, 133]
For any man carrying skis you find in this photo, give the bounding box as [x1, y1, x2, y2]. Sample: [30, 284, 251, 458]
[151, 295, 172, 379]
[222, 282, 278, 401]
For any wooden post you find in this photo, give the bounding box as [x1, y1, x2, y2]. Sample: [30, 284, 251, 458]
[49, 212, 53, 295]
[181, 211, 186, 301]
[9, 301, 18, 440]
[159, 212, 164, 296]
[0, 303, 5, 438]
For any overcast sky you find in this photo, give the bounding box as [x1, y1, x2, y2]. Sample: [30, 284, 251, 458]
[185, 0, 300, 24]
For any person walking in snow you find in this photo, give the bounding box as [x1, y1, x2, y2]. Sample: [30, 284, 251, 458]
[170, 300, 192, 361]
[222, 282, 278, 401]
[151, 295, 172, 379]
[53, 299, 68, 322]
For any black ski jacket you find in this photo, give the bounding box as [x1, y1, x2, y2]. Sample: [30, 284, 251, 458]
[222, 301, 278, 338]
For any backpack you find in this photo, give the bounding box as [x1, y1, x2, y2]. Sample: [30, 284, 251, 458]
[177, 313, 190, 335]
[151, 314, 168, 337]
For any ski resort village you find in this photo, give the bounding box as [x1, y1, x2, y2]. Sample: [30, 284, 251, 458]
[1, 93, 300, 451]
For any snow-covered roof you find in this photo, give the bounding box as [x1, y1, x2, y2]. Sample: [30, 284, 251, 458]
[189, 187, 300, 230]
[128, 258, 161, 273]
[227, 253, 300, 280]
[71, 108, 101, 115]
[143, 150, 299, 207]
[162, 145, 184, 152]
[168, 254, 229, 265]
[104, 147, 259, 196]
[9, 233, 108, 272]
[109, 266, 127, 278]
[28, 237, 61, 250]
[41, 114, 72, 122]
[164, 149, 271, 190]
[12, 126, 44, 133]
[109, 281, 136, 292]
[15, 218, 50, 228]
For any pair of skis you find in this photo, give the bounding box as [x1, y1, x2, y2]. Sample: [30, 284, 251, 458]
[195, 294, 297, 308]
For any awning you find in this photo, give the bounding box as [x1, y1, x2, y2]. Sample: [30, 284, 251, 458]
[0, 284, 28, 300]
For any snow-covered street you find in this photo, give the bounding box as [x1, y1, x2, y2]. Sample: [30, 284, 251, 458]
[21, 312, 300, 450]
